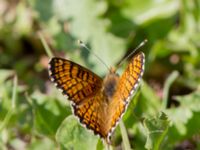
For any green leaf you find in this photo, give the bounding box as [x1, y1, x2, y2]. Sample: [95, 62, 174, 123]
[56, 115, 99, 150]
[166, 89, 200, 144]
[53, 0, 107, 40]
[31, 91, 71, 136]
[31, 0, 127, 75]
[144, 112, 169, 150]
[53, 0, 126, 74]
[121, 0, 179, 24]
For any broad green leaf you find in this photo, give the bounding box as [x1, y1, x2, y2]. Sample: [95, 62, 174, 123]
[89, 32, 126, 75]
[56, 115, 99, 150]
[30, 0, 127, 75]
[53, 0, 126, 74]
[52, 0, 107, 40]
[121, 0, 179, 24]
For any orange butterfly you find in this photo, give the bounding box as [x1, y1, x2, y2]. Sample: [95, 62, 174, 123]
[48, 52, 145, 143]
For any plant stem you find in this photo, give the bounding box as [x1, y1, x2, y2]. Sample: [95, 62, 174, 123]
[0, 75, 17, 131]
[162, 71, 179, 109]
[119, 121, 132, 150]
[38, 31, 53, 58]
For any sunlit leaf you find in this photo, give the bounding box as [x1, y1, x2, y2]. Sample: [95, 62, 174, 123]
[121, 0, 179, 24]
[56, 115, 99, 150]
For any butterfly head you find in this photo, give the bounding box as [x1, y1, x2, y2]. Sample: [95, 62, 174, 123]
[109, 67, 116, 74]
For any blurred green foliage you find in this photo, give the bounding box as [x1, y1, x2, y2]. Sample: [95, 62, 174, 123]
[0, 0, 200, 149]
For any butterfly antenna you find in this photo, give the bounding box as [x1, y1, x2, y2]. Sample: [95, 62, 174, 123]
[78, 40, 110, 71]
[117, 39, 148, 69]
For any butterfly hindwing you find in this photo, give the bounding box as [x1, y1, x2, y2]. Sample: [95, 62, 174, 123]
[49, 57, 103, 104]
[72, 92, 109, 139]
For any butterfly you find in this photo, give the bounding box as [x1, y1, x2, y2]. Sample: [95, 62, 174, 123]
[48, 51, 145, 144]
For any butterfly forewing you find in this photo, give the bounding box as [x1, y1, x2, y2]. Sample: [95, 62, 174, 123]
[117, 52, 145, 101]
[49, 57, 103, 104]
[106, 52, 145, 139]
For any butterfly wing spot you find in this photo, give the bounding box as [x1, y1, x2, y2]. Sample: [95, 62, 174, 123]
[83, 72, 88, 80]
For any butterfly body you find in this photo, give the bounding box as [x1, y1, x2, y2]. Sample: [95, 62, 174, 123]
[49, 52, 145, 143]
[102, 70, 119, 101]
